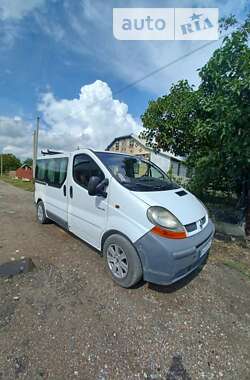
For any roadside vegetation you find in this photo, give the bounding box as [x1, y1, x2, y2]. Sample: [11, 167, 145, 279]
[223, 260, 250, 279]
[210, 238, 250, 280]
[0, 175, 34, 192]
[0, 153, 21, 172]
[141, 16, 250, 235]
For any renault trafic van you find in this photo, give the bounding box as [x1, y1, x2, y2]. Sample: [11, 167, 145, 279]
[35, 149, 214, 288]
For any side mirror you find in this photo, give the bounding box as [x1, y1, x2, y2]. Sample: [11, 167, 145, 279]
[88, 176, 109, 197]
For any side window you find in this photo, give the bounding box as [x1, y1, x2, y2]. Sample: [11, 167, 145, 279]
[47, 158, 68, 187]
[36, 159, 47, 182]
[47, 159, 57, 184]
[73, 154, 104, 189]
[59, 158, 68, 185]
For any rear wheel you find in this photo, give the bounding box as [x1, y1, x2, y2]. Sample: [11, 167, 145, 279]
[36, 201, 49, 224]
[103, 234, 142, 288]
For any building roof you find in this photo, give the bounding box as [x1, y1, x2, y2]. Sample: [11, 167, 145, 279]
[106, 134, 134, 151]
[106, 134, 185, 162]
[20, 164, 32, 169]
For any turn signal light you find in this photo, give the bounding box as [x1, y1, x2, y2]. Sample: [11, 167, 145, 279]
[151, 226, 187, 239]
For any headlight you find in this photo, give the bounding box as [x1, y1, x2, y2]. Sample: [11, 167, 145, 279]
[147, 206, 183, 231]
[147, 206, 187, 239]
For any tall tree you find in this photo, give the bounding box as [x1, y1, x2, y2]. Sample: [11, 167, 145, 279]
[1, 154, 21, 173]
[141, 16, 250, 234]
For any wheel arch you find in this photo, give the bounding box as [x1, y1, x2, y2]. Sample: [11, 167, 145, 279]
[101, 230, 136, 255]
[101, 229, 144, 287]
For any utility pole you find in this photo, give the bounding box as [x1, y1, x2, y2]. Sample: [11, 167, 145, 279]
[33, 116, 40, 178]
[35, 116, 40, 159]
[0, 153, 3, 176]
[32, 131, 36, 178]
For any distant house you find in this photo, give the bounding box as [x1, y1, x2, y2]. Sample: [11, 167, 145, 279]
[106, 134, 188, 177]
[16, 164, 33, 181]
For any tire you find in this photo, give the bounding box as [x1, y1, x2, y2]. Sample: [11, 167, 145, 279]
[103, 234, 142, 288]
[36, 201, 49, 224]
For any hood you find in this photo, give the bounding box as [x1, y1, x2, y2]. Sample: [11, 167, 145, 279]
[131, 188, 206, 225]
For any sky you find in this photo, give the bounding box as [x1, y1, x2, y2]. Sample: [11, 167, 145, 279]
[0, 0, 249, 159]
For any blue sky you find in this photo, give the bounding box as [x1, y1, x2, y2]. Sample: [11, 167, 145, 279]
[0, 0, 249, 158]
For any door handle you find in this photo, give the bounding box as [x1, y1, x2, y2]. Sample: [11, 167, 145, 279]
[70, 186, 73, 198]
[63, 185, 66, 197]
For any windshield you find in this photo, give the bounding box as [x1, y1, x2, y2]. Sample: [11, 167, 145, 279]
[95, 152, 180, 192]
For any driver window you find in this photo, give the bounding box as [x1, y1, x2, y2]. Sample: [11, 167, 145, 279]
[73, 154, 104, 189]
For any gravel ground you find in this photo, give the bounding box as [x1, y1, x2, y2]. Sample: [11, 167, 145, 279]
[0, 180, 250, 380]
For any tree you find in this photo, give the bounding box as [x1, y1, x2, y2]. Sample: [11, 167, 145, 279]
[22, 158, 33, 167]
[141, 16, 250, 234]
[1, 154, 21, 173]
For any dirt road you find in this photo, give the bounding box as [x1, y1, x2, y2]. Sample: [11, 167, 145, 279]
[0, 181, 249, 380]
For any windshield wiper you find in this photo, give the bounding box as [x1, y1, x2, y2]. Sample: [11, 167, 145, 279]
[122, 182, 164, 191]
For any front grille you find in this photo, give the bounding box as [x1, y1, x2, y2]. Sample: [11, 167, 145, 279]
[185, 222, 197, 232]
[185, 215, 207, 234]
[200, 216, 206, 227]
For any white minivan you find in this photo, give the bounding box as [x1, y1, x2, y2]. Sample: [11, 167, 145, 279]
[35, 149, 214, 288]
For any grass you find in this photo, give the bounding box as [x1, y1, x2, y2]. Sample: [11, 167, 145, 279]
[223, 260, 250, 279]
[210, 238, 250, 281]
[0, 175, 34, 192]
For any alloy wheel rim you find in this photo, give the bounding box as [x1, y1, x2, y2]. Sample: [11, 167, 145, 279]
[37, 204, 43, 221]
[107, 244, 128, 279]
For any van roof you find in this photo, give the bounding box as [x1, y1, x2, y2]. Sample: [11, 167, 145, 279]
[37, 149, 136, 159]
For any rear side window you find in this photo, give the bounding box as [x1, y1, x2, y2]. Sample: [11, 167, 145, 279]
[59, 158, 68, 185]
[36, 157, 68, 187]
[47, 158, 68, 187]
[36, 160, 47, 183]
[73, 154, 104, 189]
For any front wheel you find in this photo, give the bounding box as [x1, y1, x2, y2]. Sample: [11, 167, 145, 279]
[103, 234, 142, 288]
[36, 201, 49, 224]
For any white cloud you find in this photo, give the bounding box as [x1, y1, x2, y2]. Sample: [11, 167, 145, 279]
[0, 81, 141, 159]
[0, 0, 46, 20]
[0, 116, 33, 158]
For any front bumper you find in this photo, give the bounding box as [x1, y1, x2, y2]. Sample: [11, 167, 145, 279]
[134, 219, 215, 285]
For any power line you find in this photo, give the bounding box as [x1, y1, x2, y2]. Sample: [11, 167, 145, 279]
[113, 35, 226, 95]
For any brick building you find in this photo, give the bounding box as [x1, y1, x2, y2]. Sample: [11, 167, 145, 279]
[16, 164, 33, 181]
